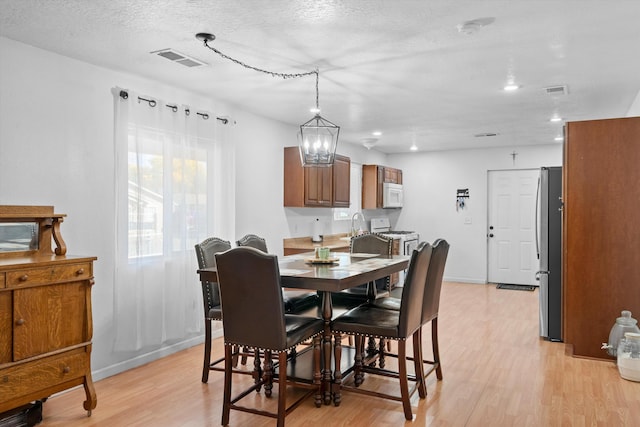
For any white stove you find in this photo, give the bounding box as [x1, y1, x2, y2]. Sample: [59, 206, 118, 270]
[370, 218, 420, 253]
[370, 218, 419, 285]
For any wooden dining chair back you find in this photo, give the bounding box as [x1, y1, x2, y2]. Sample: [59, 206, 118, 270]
[420, 238, 450, 381]
[215, 247, 324, 426]
[194, 237, 231, 383]
[330, 241, 433, 420]
[237, 233, 319, 314]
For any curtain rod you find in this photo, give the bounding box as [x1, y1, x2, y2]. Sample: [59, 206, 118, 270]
[118, 90, 230, 124]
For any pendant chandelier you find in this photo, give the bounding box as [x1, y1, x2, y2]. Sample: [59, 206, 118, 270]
[196, 33, 339, 167]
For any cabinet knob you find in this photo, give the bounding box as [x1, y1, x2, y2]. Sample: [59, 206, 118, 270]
[76, 268, 85, 275]
[16, 318, 25, 326]
[19, 274, 28, 282]
[62, 366, 71, 374]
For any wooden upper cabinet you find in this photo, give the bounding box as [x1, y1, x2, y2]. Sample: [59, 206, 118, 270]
[284, 147, 350, 207]
[362, 164, 403, 209]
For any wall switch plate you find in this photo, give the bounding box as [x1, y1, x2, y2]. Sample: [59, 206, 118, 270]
[464, 217, 472, 224]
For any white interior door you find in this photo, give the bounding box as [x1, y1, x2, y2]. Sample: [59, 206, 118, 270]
[487, 169, 539, 285]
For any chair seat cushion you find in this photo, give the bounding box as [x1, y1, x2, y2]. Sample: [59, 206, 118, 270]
[331, 305, 403, 339]
[284, 315, 324, 349]
[283, 289, 320, 314]
[208, 306, 222, 320]
[368, 296, 401, 311]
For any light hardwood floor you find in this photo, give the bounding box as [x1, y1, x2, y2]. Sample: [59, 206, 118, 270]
[39, 282, 639, 426]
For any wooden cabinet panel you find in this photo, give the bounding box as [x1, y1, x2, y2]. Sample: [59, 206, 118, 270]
[13, 282, 88, 361]
[284, 147, 350, 207]
[0, 292, 10, 364]
[563, 117, 640, 359]
[304, 165, 333, 206]
[332, 155, 350, 207]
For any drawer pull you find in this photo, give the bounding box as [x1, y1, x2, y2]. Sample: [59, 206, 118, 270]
[76, 268, 85, 275]
[62, 366, 71, 374]
[16, 318, 25, 326]
[19, 274, 29, 282]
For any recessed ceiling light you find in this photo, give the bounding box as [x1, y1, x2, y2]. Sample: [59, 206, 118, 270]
[554, 136, 564, 142]
[410, 144, 418, 151]
[550, 116, 562, 122]
[503, 84, 520, 91]
[372, 131, 382, 136]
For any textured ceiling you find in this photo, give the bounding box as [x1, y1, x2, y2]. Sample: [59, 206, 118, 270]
[1, 0, 640, 153]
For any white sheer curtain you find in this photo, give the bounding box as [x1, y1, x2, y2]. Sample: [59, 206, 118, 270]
[112, 88, 235, 351]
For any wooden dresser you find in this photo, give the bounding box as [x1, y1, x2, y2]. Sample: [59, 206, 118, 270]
[0, 205, 97, 416]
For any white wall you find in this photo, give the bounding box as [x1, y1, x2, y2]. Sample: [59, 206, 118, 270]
[387, 145, 563, 283]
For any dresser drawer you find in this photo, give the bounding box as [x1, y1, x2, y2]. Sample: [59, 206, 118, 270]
[0, 348, 89, 400]
[6, 263, 92, 288]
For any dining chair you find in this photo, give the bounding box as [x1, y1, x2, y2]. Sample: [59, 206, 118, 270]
[331, 233, 393, 307]
[215, 247, 324, 427]
[236, 234, 320, 314]
[331, 233, 394, 355]
[370, 239, 450, 385]
[330, 241, 432, 419]
[194, 237, 231, 383]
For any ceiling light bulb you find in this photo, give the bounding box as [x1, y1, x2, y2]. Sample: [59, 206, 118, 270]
[504, 84, 520, 91]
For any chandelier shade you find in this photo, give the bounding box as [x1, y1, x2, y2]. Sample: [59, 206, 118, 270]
[299, 114, 340, 167]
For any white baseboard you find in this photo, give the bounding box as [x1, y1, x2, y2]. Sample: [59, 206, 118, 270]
[443, 275, 486, 284]
[92, 329, 224, 382]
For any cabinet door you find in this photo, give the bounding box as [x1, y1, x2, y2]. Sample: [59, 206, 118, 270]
[304, 166, 333, 206]
[0, 292, 11, 364]
[13, 282, 88, 361]
[332, 155, 350, 207]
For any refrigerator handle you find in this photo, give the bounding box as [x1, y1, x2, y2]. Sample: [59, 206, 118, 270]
[535, 270, 549, 281]
[535, 176, 540, 260]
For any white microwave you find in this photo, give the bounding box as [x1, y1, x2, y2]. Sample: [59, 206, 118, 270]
[383, 182, 403, 208]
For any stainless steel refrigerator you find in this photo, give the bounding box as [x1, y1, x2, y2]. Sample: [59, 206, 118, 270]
[536, 166, 563, 341]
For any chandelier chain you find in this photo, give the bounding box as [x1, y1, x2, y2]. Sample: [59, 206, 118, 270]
[202, 39, 320, 110]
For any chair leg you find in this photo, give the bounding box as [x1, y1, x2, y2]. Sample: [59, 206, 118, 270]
[202, 319, 212, 383]
[241, 346, 249, 365]
[397, 340, 413, 421]
[221, 344, 233, 426]
[432, 317, 443, 380]
[333, 333, 342, 406]
[253, 350, 263, 392]
[413, 329, 427, 399]
[354, 335, 364, 387]
[277, 351, 287, 427]
[232, 345, 239, 367]
[378, 338, 386, 369]
[313, 335, 323, 408]
[264, 350, 273, 397]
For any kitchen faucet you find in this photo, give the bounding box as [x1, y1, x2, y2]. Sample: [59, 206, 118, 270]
[351, 212, 365, 236]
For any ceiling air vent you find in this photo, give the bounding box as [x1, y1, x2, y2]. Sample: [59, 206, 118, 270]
[151, 49, 207, 67]
[474, 132, 498, 138]
[544, 85, 568, 96]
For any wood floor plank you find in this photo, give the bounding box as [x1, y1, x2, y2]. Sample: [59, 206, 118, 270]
[37, 282, 640, 426]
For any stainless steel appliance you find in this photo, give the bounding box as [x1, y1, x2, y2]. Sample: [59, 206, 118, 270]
[536, 166, 563, 341]
[370, 217, 419, 284]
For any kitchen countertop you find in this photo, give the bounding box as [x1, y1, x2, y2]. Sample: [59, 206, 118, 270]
[283, 233, 352, 253]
